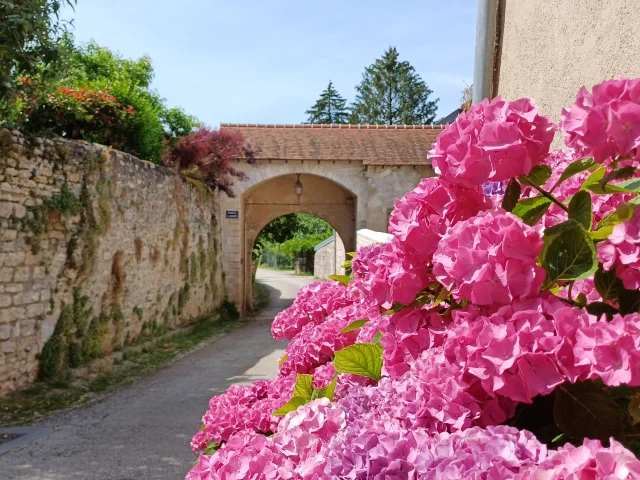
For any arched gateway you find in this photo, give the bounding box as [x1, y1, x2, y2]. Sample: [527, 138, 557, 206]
[218, 123, 444, 311]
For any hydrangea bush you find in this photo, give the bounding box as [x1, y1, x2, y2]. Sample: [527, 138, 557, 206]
[187, 79, 640, 479]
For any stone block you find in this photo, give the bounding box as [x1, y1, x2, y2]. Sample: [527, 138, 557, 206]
[2, 251, 25, 267]
[1, 340, 16, 353]
[24, 252, 40, 266]
[1, 229, 17, 241]
[33, 266, 46, 279]
[0, 324, 10, 340]
[1, 240, 16, 253]
[0, 267, 12, 283]
[12, 290, 39, 306]
[20, 319, 36, 337]
[12, 204, 26, 218]
[26, 302, 45, 317]
[5, 284, 22, 293]
[4, 168, 18, 177]
[0, 202, 12, 218]
[0, 295, 11, 308]
[39, 289, 51, 301]
[12, 266, 31, 282]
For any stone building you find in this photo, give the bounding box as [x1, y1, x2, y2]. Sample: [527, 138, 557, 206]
[313, 229, 393, 280]
[218, 123, 441, 310]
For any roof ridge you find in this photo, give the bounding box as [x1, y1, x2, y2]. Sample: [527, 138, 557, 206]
[220, 123, 446, 130]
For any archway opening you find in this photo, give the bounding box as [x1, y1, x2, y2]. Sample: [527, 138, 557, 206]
[242, 173, 356, 310]
[253, 213, 346, 276]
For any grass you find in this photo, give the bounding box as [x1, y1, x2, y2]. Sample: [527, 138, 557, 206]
[0, 315, 238, 426]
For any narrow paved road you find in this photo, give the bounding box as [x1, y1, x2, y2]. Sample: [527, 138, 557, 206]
[0, 269, 315, 480]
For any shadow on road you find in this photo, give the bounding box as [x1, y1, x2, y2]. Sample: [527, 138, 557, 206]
[0, 269, 315, 480]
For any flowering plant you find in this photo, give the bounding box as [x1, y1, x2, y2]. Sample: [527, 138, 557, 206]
[19, 85, 137, 151]
[188, 79, 640, 479]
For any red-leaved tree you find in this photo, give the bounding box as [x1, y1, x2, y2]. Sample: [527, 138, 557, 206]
[163, 128, 257, 197]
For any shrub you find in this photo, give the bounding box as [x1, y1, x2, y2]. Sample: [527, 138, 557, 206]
[19, 86, 137, 149]
[163, 128, 256, 197]
[187, 78, 640, 479]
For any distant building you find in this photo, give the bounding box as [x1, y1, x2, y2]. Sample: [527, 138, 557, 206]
[434, 108, 462, 125]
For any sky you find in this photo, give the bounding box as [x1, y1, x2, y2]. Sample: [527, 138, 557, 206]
[62, 0, 477, 127]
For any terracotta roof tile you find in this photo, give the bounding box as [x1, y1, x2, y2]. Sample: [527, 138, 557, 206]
[220, 123, 445, 165]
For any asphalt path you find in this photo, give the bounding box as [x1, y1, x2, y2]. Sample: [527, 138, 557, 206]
[0, 269, 314, 480]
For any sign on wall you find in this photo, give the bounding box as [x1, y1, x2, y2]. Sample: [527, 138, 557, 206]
[226, 210, 239, 219]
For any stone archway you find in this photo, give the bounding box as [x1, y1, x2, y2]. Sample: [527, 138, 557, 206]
[242, 173, 356, 309]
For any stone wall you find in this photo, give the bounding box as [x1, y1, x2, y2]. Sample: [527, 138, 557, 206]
[313, 234, 346, 280]
[314, 229, 393, 280]
[0, 131, 224, 396]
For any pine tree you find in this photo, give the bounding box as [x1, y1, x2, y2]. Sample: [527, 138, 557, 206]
[305, 81, 350, 124]
[350, 47, 439, 125]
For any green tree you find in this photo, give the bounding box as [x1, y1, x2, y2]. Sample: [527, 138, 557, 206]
[305, 81, 349, 124]
[62, 41, 198, 161]
[350, 47, 439, 125]
[11, 36, 198, 163]
[295, 214, 332, 236]
[0, 0, 76, 116]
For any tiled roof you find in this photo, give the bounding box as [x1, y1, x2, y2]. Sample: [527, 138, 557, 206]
[221, 123, 445, 165]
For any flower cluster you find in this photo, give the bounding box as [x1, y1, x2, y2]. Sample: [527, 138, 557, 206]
[518, 439, 640, 479]
[599, 208, 640, 290]
[560, 78, 640, 163]
[429, 96, 555, 187]
[271, 281, 352, 341]
[188, 80, 640, 480]
[192, 374, 295, 451]
[433, 209, 546, 305]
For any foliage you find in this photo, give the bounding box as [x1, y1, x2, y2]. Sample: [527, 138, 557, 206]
[0, 0, 75, 115]
[305, 81, 349, 124]
[295, 213, 332, 236]
[188, 78, 640, 479]
[19, 181, 81, 253]
[7, 36, 198, 163]
[255, 213, 298, 246]
[163, 128, 256, 197]
[255, 213, 330, 250]
[274, 231, 332, 261]
[349, 46, 439, 125]
[18, 85, 137, 147]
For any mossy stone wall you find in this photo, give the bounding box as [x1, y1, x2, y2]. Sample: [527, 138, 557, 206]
[0, 130, 225, 395]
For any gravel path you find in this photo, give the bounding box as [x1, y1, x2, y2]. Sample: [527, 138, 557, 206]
[0, 269, 314, 480]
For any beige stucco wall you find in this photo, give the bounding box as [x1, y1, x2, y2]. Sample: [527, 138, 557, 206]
[497, 0, 640, 122]
[365, 165, 433, 233]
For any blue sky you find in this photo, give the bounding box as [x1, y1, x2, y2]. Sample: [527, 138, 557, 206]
[63, 0, 476, 127]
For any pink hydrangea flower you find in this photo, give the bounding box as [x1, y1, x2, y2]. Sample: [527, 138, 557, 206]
[429, 96, 555, 187]
[598, 208, 640, 290]
[278, 312, 358, 376]
[271, 281, 353, 341]
[193, 374, 295, 452]
[389, 177, 492, 264]
[433, 209, 546, 305]
[517, 438, 640, 479]
[421, 426, 546, 479]
[560, 78, 640, 163]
